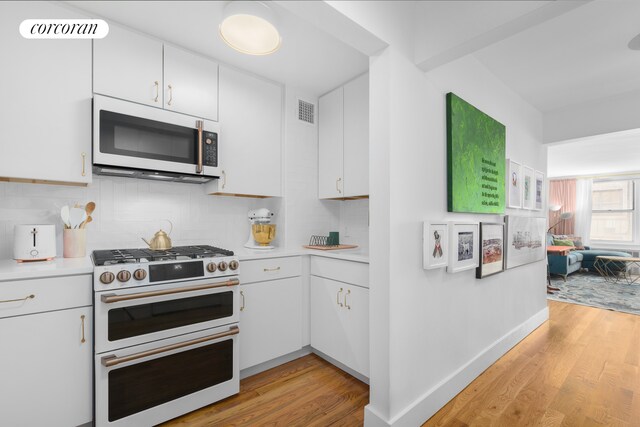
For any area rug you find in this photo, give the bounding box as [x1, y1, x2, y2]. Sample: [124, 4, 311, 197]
[548, 272, 640, 316]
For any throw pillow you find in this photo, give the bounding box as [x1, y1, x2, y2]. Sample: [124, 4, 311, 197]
[553, 239, 575, 247]
[569, 236, 585, 250]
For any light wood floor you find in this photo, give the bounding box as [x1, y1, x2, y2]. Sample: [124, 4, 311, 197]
[424, 300, 640, 426]
[162, 301, 640, 426]
[161, 353, 369, 426]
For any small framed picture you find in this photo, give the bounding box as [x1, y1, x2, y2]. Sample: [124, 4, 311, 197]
[447, 222, 479, 273]
[423, 221, 448, 270]
[534, 171, 544, 211]
[476, 222, 505, 279]
[522, 166, 535, 210]
[507, 159, 522, 209]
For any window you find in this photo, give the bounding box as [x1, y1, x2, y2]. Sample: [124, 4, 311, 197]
[590, 180, 634, 242]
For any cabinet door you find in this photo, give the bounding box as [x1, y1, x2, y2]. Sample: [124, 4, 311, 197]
[208, 67, 282, 197]
[239, 277, 302, 370]
[93, 24, 163, 107]
[318, 87, 344, 199]
[0, 2, 91, 184]
[310, 276, 369, 377]
[343, 73, 369, 197]
[0, 306, 92, 427]
[163, 45, 219, 121]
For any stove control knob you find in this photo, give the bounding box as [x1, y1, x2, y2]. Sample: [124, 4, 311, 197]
[117, 270, 132, 283]
[100, 271, 115, 285]
[218, 261, 228, 272]
[133, 269, 147, 281]
[229, 260, 239, 271]
[207, 262, 217, 273]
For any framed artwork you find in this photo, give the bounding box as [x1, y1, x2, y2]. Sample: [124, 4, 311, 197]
[423, 221, 448, 270]
[504, 215, 546, 269]
[476, 222, 505, 279]
[522, 166, 535, 210]
[534, 171, 544, 211]
[507, 159, 522, 209]
[446, 93, 506, 214]
[447, 222, 479, 273]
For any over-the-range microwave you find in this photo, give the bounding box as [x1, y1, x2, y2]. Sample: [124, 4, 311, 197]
[93, 95, 220, 183]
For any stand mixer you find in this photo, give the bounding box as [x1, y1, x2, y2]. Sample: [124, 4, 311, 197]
[244, 208, 276, 249]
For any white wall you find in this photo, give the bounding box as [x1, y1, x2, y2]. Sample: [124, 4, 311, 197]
[366, 49, 548, 426]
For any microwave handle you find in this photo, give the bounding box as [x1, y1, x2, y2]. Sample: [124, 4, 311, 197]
[196, 120, 204, 174]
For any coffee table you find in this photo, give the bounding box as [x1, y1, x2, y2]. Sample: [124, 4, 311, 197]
[594, 255, 640, 285]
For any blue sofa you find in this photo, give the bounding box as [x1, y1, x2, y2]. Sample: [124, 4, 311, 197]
[547, 234, 631, 279]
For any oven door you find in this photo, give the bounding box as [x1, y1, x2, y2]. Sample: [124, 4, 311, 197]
[95, 325, 239, 427]
[95, 277, 239, 353]
[93, 95, 220, 177]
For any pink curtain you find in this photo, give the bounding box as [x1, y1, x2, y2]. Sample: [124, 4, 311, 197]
[549, 179, 576, 235]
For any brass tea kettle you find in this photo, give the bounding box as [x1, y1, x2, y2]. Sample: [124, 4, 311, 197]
[142, 221, 173, 250]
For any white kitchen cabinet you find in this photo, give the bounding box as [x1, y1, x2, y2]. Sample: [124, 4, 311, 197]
[318, 87, 344, 199]
[93, 23, 163, 107]
[163, 45, 218, 120]
[310, 275, 369, 377]
[0, 2, 91, 185]
[318, 72, 369, 199]
[0, 306, 92, 427]
[93, 25, 219, 120]
[239, 277, 302, 370]
[206, 67, 283, 197]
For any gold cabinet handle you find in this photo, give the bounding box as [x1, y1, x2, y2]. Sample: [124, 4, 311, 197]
[81, 152, 86, 177]
[336, 177, 342, 194]
[344, 289, 351, 310]
[337, 287, 343, 307]
[80, 314, 86, 344]
[0, 294, 35, 304]
[240, 290, 245, 311]
[222, 170, 227, 189]
[167, 84, 173, 106]
[263, 267, 281, 272]
[154, 81, 159, 102]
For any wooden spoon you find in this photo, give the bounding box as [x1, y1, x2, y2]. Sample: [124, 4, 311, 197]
[80, 216, 92, 229]
[85, 201, 96, 216]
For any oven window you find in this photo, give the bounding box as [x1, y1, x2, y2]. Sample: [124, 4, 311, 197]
[108, 292, 233, 341]
[108, 339, 234, 422]
[100, 110, 197, 164]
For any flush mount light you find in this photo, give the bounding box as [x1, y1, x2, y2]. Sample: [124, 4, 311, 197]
[219, 1, 281, 56]
[629, 33, 640, 50]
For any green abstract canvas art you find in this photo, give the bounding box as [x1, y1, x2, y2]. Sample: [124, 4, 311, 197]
[447, 93, 506, 214]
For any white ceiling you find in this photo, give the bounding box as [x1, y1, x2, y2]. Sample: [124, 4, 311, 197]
[65, 1, 369, 96]
[547, 128, 640, 178]
[474, 0, 640, 113]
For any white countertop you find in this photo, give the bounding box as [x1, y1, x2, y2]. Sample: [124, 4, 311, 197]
[234, 247, 369, 263]
[0, 257, 94, 282]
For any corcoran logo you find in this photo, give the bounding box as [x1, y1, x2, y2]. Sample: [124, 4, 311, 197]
[19, 19, 109, 39]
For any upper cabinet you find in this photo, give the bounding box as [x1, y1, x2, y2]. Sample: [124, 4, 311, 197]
[318, 73, 369, 199]
[93, 24, 218, 121]
[205, 67, 283, 198]
[0, 2, 92, 185]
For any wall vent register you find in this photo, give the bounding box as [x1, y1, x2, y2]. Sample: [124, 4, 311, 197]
[298, 99, 315, 125]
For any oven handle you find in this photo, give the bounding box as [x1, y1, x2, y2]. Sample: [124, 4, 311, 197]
[100, 278, 239, 304]
[101, 326, 239, 367]
[196, 119, 204, 174]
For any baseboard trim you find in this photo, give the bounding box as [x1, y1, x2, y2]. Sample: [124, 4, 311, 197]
[364, 306, 549, 426]
[240, 347, 312, 379]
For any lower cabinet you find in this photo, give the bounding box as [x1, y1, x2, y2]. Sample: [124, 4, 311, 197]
[239, 277, 303, 370]
[310, 275, 369, 377]
[0, 306, 92, 427]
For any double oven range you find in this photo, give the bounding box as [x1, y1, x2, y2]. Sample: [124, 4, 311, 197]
[92, 245, 240, 426]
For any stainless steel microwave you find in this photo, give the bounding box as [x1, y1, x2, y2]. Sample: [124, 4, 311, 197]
[93, 95, 220, 183]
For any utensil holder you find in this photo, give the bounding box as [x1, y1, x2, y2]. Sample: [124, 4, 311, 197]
[63, 229, 86, 258]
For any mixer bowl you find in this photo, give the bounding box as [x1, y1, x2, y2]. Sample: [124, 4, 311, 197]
[252, 224, 276, 246]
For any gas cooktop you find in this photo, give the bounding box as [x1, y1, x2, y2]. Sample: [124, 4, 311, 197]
[92, 245, 234, 266]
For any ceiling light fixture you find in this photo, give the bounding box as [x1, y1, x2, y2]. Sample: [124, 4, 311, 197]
[219, 1, 281, 56]
[629, 33, 640, 51]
